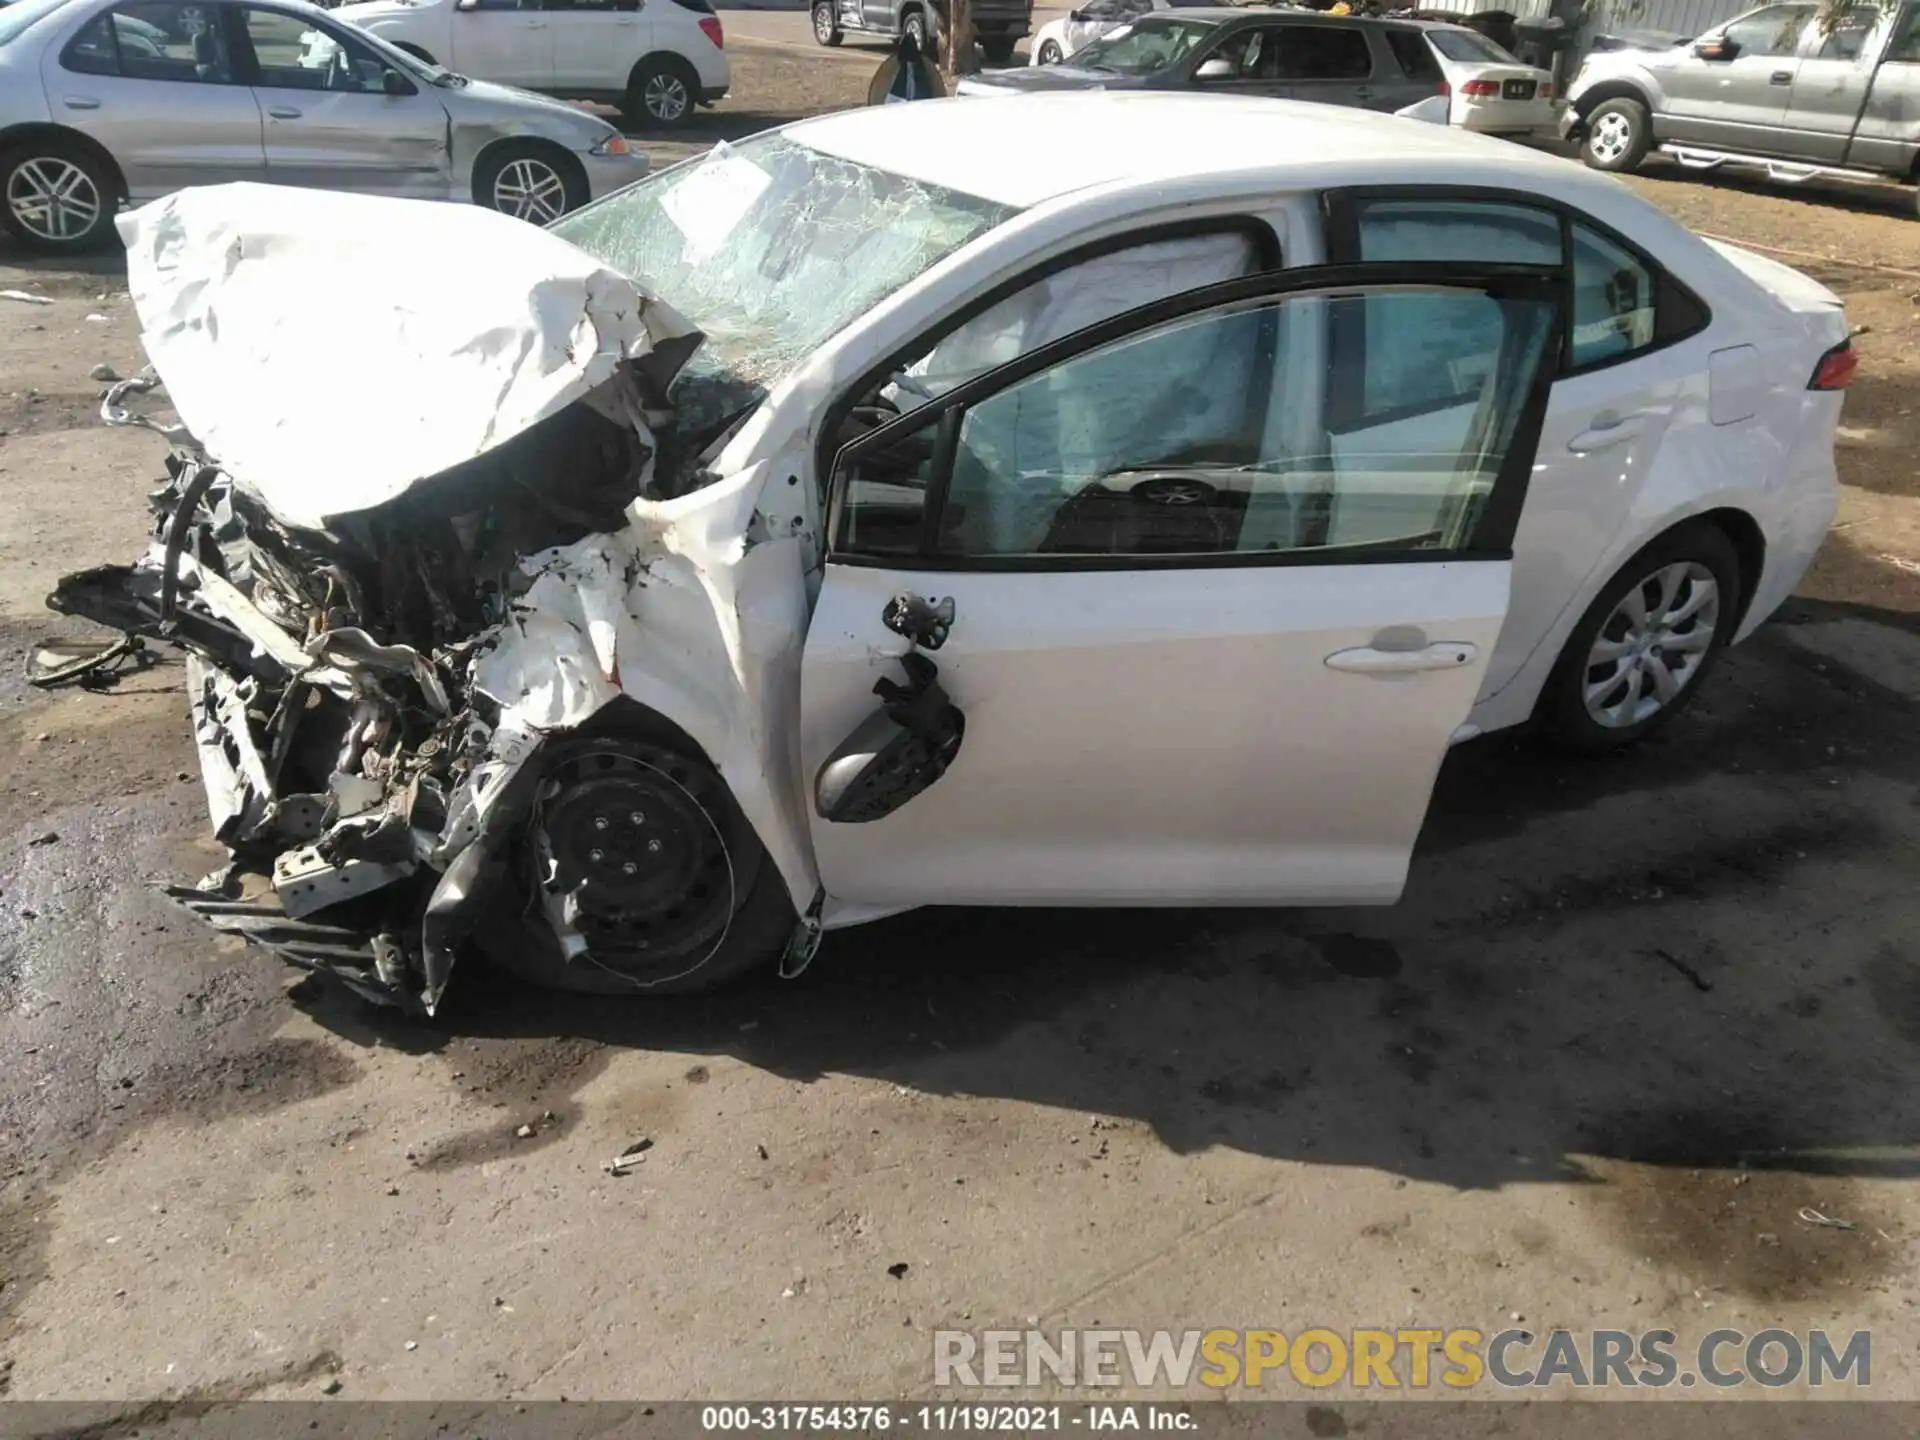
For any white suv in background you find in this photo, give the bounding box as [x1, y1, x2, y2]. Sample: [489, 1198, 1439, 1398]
[326, 0, 729, 128]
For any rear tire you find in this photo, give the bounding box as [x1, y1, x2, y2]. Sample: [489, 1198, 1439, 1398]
[624, 55, 700, 129]
[901, 7, 936, 56]
[0, 137, 119, 255]
[811, 0, 843, 44]
[1037, 38, 1062, 63]
[980, 35, 1016, 63]
[1580, 96, 1652, 174]
[1537, 522, 1742, 752]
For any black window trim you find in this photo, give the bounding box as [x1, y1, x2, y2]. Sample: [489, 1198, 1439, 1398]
[823, 260, 1566, 576]
[1320, 184, 1713, 382]
[816, 215, 1282, 559]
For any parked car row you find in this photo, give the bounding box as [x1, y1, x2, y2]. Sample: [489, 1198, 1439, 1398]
[0, 0, 742, 251]
[1005, 5, 1561, 139]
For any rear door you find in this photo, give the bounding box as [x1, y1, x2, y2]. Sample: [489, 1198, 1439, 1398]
[799, 263, 1564, 910]
[41, 0, 266, 199]
[1324, 190, 1714, 710]
[546, 0, 645, 92]
[446, 0, 552, 87]
[1779, 1, 1891, 161]
[1658, 2, 1810, 150]
[1847, 1, 1920, 170]
[238, 5, 451, 198]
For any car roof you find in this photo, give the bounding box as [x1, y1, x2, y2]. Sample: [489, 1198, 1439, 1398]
[788, 92, 1577, 210]
[1119, 6, 1433, 26]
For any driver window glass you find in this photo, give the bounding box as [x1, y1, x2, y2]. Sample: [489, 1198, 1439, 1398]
[245, 9, 389, 90]
[837, 289, 1557, 563]
[1722, 4, 1810, 56]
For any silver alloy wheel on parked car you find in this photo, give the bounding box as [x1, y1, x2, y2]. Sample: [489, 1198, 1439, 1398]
[1582, 560, 1720, 729]
[812, 1, 839, 42]
[1586, 111, 1635, 167]
[6, 157, 102, 245]
[490, 156, 570, 224]
[645, 69, 691, 123]
[1037, 38, 1062, 62]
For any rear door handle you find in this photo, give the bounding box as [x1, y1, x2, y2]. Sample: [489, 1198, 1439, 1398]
[1770, 69, 1792, 83]
[1567, 413, 1648, 453]
[267, 105, 302, 118]
[1325, 642, 1479, 675]
[62, 96, 101, 110]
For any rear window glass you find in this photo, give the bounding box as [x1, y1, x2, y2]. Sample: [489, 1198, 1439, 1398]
[1384, 27, 1440, 77]
[1427, 27, 1519, 62]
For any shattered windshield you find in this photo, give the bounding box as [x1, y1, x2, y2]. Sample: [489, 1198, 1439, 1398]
[552, 133, 1018, 427]
[1071, 17, 1218, 73]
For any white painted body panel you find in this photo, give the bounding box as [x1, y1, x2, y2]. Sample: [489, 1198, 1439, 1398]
[114, 96, 1846, 933]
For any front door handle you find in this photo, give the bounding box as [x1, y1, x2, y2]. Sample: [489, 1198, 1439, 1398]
[1325, 642, 1479, 675]
[1567, 412, 1648, 453]
[1770, 69, 1792, 83]
[267, 104, 302, 118]
[62, 96, 101, 110]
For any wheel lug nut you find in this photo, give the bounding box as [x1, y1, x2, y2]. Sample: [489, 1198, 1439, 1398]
[647, 839, 663, 854]
[589, 848, 605, 863]
[622, 861, 638, 876]
[593, 817, 609, 832]
[629, 811, 645, 825]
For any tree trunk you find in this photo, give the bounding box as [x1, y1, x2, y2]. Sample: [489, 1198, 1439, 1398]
[943, 0, 976, 81]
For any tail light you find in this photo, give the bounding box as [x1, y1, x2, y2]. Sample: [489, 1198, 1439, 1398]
[1809, 339, 1858, 391]
[1460, 78, 1499, 96]
[699, 13, 723, 46]
[1538, 79, 1553, 97]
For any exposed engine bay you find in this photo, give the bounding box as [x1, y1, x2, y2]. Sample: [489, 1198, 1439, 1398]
[53, 382, 768, 1013]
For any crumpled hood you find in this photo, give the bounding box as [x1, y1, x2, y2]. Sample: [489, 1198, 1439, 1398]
[117, 183, 701, 532]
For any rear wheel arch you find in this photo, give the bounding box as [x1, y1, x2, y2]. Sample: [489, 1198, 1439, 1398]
[1695, 505, 1765, 632]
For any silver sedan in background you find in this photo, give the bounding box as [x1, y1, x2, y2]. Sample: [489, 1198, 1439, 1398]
[0, 0, 646, 253]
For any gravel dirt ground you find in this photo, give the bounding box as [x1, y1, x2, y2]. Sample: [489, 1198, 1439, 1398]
[1, 67, 1919, 1412]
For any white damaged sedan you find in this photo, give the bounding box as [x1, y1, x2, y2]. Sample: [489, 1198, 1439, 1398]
[55, 93, 1851, 1012]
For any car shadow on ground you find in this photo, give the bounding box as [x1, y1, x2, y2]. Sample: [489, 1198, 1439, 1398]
[1635, 157, 1917, 224]
[297, 581, 1920, 1257]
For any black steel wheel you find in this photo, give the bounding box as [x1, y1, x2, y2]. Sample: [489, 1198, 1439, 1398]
[475, 734, 795, 994]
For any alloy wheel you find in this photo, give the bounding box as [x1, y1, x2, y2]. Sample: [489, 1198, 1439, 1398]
[1588, 111, 1633, 165]
[1582, 560, 1720, 729]
[6, 157, 102, 244]
[646, 72, 691, 123]
[492, 157, 569, 223]
[813, 3, 835, 41]
[1039, 40, 1062, 63]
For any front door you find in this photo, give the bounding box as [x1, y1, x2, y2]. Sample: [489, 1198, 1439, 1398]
[1657, 2, 1810, 150]
[239, 7, 452, 198]
[41, 0, 266, 200]
[546, 0, 646, 93]
[799, 264, 1564, 910]
[447, 0, 553, 88]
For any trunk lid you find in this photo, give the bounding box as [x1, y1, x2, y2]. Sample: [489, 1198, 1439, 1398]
[1703, 237, 1850, 347]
